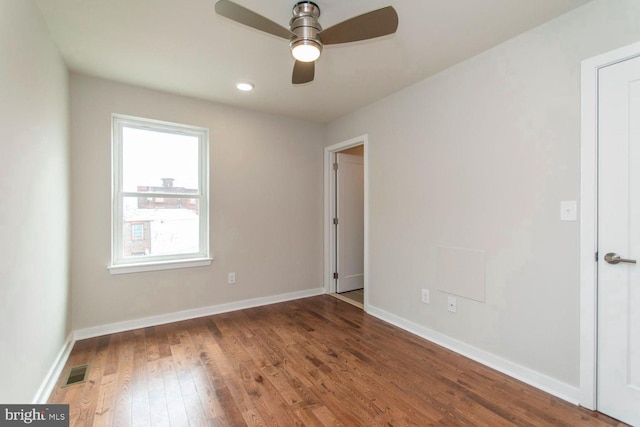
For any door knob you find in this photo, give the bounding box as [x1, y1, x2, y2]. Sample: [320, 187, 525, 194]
[604, 252, 637, 264]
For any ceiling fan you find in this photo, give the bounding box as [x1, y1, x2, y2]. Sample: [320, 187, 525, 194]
[214, 0, 399, 84]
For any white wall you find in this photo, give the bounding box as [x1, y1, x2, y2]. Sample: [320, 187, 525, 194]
[70, 74, 325, 330]
[326, 0, 640, 389]
[0, 0, 70, 403]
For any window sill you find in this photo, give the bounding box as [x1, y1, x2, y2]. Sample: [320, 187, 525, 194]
[108, 257, 212, 275]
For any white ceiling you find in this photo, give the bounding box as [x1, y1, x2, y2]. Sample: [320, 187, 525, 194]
[35, 0, 592, 123]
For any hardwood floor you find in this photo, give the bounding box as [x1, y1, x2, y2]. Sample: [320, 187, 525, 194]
[331, 291, 364, 309]
[338, 289, 364, 305]
[49, 296, 625, 426]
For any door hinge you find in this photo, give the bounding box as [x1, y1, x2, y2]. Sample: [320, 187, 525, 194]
[333, 218, 339, 225]
[333, 272, 338, 279]
[595, 251, 598, 262]
[333, 162, 339, 171]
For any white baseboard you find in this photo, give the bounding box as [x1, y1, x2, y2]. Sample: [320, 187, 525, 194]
[73, 287, 325, 341]
[366, 304, 581, 405]
[33, 332, 74, 404]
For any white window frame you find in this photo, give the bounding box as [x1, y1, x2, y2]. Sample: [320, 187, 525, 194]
[109, 114, 211, 274]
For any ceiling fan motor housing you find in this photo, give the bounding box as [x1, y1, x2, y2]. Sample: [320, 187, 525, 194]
[290, 1, 323, 59]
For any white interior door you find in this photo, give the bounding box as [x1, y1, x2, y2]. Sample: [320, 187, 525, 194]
[598, 54, 640, 426]
[336, 152, 364, 293]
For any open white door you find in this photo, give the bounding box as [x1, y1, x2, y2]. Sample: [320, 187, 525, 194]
[597, 54, 640, 426]
[335, 152, 364, 293]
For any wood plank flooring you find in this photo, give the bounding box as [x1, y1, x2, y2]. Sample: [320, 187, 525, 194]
[48, 295, 626, 426]
[338, 289, 364, 305]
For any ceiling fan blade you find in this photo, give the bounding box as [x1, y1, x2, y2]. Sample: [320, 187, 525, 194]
[292, 61, 315, 84]
[215, 0, 293, 39]
[319, 6, 398, 45]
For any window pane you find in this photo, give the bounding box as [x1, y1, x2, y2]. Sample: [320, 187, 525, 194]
[122, 127, 199, 193]
[131, 223, 144, 240]
[122, 197, 200, 258]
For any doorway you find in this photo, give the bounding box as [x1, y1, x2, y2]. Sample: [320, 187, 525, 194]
[581, 41, 640, 425]
[324, 136, 369, 309]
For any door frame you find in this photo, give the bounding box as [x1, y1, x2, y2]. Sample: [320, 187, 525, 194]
[580, 40, 640, 411]
[324, 135, 369, 307]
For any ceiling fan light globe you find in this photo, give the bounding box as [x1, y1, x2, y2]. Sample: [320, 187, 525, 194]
[291, 41, 321, 62]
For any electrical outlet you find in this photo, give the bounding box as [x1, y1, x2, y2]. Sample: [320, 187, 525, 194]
[447, 296, 457, 313]
[421, 289, 430, 304]
[228, 272, 236, 284]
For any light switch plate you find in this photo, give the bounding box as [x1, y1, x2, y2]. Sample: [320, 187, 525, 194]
[560, 201, 577, 221]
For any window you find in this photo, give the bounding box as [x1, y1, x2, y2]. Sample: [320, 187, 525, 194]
[131, 223, 144, 240]
[110, 114, 210, 274]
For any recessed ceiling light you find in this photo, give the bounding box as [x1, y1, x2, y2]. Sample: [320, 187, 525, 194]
[235, 82, 254, 92]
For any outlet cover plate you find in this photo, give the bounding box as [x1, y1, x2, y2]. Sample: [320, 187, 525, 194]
[421, 289, 430, 304]
[448, 296, 457, 313]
